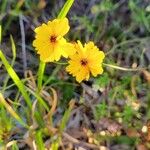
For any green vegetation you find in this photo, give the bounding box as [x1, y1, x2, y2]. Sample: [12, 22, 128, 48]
[0, 0, 150, 149]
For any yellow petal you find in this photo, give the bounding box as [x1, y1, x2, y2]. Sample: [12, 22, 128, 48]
[90, 65, 103, 76]
[34, 23, 52, 38]
[61, 42, 76, 58]
[76, 67, 89, 82]
[48, 18, 70, 37]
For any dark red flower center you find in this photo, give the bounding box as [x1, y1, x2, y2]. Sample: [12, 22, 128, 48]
[80, 59, 88, 66]
[50, 36, 56, 43]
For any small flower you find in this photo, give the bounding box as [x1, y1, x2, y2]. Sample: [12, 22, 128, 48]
[66, 41, 105, 82]
[33, 18, 76, 62]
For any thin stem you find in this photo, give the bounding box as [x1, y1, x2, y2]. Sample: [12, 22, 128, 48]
[57, 0, 74, 19]
[103, 63, 144, 71]
[37, 61, 46, 91]
[53, 61, 68, 65]
[19, 14, 27, 72]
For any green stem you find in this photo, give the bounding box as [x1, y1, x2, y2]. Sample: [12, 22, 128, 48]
[37, 61, 46, 91]
[103, 63, 144, 71]
[0, 50, 32, 109]
[57, 0, 74, 19]
[53, 61, 68, 65]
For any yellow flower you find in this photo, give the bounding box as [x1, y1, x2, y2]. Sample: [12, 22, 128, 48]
[66, 41, 105, 82]
[33, 18, 76, 62]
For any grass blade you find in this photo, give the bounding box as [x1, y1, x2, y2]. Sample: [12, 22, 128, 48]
[26, 86, 49, 111]
[0, 50, 32, 109]
[0, 93, 28, 128]
[2, 35, 17, 93]
[10, 35, 16, 60]
[59, 100, 75, 132]
[35, 131, 45, 150]
[0, 25, 2, 44]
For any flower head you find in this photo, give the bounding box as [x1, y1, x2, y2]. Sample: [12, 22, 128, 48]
[33, 18, 76, 62]
[66, 41, 105, 82]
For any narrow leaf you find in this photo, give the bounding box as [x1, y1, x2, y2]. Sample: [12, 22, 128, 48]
[0, 50, 32, 108]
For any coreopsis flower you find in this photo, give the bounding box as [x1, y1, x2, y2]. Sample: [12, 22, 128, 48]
[66, 41, 105, 82]
[33, 18, 76, 62]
